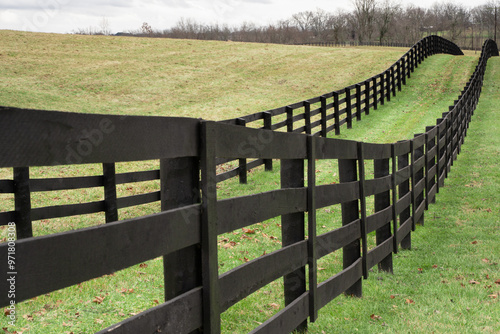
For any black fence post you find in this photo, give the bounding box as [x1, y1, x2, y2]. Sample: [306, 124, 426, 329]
[397, 62, 402, 92]
[320, 95, 328, 137]
[13, 167, 32, 239]
[380, 73, 385, 106]
[305, 101, 312, 135]
[425, 126, 436, 206]
[281, 158, 307, 332]
[385, 70, 391, 102]
[364, 81, 370, 116]
[374, 157, 393, 273]
[391, 67, 396, 97]
[357, 143, 368, 279]
[339, 158, 362, 296]
[286, 106, 293, 133]
[398, 149, 411, 250]
[103, 163, 118, 223]
[412, 135, 425, 227]
[161, 157, 202, 334]
[346, 88, 353, 129]
[200, 121, 221, 333]
[333, 92, 341, 135]
[409, 48, 415, 75]
[390, 144, 398, 255]
[236, 118, 248, 184]
[356, 84, 362, 121]
[402, 55, 407, 84]
[263, 112, 273, 171]
[307, 136, 318, 322]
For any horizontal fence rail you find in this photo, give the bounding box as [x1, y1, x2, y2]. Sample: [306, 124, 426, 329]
[0, 38, 498, 333]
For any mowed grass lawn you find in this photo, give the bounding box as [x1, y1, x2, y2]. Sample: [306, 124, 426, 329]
[0, 30, 498, 333]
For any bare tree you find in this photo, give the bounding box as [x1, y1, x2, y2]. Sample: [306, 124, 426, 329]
[352, 0, 377, 43]
[376, 0, 400, 44]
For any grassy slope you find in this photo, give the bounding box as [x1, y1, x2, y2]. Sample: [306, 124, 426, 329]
[0, 30, 407, 120]
[1, 31, 497, 333]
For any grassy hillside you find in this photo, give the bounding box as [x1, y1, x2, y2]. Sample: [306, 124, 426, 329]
[1, 30, 410, 120]
[1, 31, 496, 333]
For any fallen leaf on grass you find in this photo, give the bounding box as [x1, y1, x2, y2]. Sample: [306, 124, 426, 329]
[268, 303, 280, 309]
[370, 314, 382, 320]
[471, 241, 478, 244]
[469, 280, 480, 285]
[93, 296, 105, 304]
[488, 293, 498, 299]
[405, 299, 415, 304]
[139, 263, 148, 268]
[482, 258, 490, 263]
[242, 228, 255, 234]
[495, 279, 500, 285]
[223, 241, 237, 249]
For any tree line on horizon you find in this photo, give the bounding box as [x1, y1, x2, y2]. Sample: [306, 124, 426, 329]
[76, 0, 499, 50]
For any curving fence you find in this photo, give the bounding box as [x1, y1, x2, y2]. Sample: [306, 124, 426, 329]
[0, 37, 498, 333]
[217, 35, 463, 183]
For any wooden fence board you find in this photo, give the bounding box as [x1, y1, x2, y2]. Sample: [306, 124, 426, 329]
[315, 182, 360, 208]
[30, 175, 103, 191]
[0, 211, 15, 226]
[31, 201, 105, 221]
[366, 237, 394, 270]
[116, 191, 161, 209]
[362, 143, 392, 160]
[0, 204, 201, 307]
[395, 165, 411, 185]
[395, 192, 412, 216]
[115, 170, 160, 184]
[213, 123, 307, 159]
[0, 107, 200, 166]
[396, 217, 413, 245]
[316, 219, 361, 259]
[249, 292, 309, 334]
[394, 141, 411, 156]
[217, 188, 307, 234]
[0, 180, 14, 193]
[364, 175, 392, 197]
[314, 137, 358, 159]
[366, 206, 393, 234]
[98, 287, 203, 334]
[317, 258, 363, 308]
[219, 240, 308, 312]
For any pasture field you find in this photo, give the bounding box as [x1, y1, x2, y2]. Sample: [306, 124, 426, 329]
[0, 31, 497, 333]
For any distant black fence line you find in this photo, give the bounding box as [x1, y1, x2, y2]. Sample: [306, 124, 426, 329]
[216, 35, 463, 183]
[0, 38, 498, 333]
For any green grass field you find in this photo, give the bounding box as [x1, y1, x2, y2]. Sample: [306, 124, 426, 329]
[0, 31, 498, 333]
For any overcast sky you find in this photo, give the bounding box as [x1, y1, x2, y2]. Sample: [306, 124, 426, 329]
[0, 0, 494, 35]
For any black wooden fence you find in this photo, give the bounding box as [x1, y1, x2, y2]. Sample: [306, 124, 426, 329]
[216, 35, 463, 183]
[0, 38, 498, 333]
